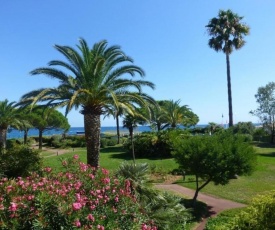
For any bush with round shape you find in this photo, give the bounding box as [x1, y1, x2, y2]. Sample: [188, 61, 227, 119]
[228, 191, 275, 229]
[0, 146, 42, 178]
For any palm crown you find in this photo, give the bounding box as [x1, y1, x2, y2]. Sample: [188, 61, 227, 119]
[20, 38, 155, 166]
[206, 9, 250, 54]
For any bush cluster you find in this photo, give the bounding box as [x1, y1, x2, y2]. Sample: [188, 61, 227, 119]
[229, 190, 275, 229]
[123, 129, 190, 158]
[0, 155, 157, 229]
[41, 135, 122, 149]
[116, 162, 191, 229]
[0, 146, 43, 178]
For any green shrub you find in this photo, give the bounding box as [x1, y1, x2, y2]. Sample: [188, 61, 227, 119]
[101, 138, 118, 148]
[6, 139, 22, 149]
[106, 138, 117, 146]
[228, 191, 275, 229]
[116, 162, 191, 229]
[123, 129, 190, 158]
[0, 146, 43, 178]
[205, 208, 245, 230]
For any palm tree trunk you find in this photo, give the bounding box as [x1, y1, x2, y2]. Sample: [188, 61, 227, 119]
[84, 113, 101, 167]
[129, 127, 136, 165]
[116, 115, 120, 144]
[38, 129, 43, 150]
[226, 53, 233, 127]
[24, 129, 28, 145]
[0, 128, 7, 149]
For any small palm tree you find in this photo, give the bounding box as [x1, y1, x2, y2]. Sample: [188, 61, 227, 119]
[162, 100, 188, 128]
[206, 9, 250, 127]
[0, 100, 23, 148]
[20, 38, 155, 167]
[122, 113, 143, 164]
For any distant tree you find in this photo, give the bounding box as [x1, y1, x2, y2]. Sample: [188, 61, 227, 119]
[105, 103, 126, 145]
[0, 100, 25, 148]
[17, 107, 36, 144]
[231, 121, 255, 135]
[123, 113, 147, 164]
[205, 122, 224, 135]
[172, 132, 256, 205]
[206, 9, 250, 127]
[31, 108, 70, 149]
[160, 100, 199, 129]
[20, 38, 155, 167]
[251, 82, 275, 143]
[181, 106, 199, 128]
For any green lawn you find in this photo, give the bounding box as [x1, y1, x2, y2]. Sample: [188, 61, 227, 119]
[42, 142, 275, 205]
[176, 143, 275, 204]
[42, 145, 179, 174]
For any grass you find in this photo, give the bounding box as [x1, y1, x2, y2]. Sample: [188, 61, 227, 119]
[42, 141, 275, 205]
[175, 142, 275, 204]
[42, 145, 179, 174]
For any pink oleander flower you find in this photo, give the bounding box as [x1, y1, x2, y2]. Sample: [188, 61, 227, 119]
[102, 178, 110, 184]
[43, 167, 52, 173]
[101, 168, 109, 175]
[73, 154, 79, 160]
[89, 173, 95, 179]
[97, 225, 105, 230]
[87, 214, 95, 222]
[72, 202, 82, 211]
[9, 202, 18, 212]
[6, 185, 13, 193]
[74, 219, 81, 228]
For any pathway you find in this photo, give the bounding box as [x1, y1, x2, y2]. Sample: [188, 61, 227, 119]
[155, 184, 246, 230]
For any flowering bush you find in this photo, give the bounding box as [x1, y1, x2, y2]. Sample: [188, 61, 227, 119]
[0, 155, 157, 229]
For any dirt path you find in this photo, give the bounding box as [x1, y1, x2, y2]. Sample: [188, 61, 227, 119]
[155, 184, 246, 230]
[32, 145, 72, 157]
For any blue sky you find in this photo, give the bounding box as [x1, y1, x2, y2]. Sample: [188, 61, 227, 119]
[1, 1, 275, 127]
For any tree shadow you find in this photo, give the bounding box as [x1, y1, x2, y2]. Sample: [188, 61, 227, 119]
[253, 142, 275, 149]
[182, 199, 216, 222]
[258, 152, 275, 158]
[100, 146, 125, 153]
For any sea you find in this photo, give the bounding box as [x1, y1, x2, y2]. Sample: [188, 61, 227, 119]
[7, 125, 209, 139]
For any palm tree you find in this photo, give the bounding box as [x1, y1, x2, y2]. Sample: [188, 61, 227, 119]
[0, 100, 23, 148]
[162, 100, 187, 128]
[206, 9, 250, 127]
[123, 112, 147, 164]
[20, 38, 155, 167]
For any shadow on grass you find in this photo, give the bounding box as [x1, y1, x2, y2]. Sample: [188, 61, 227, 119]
[182, 199, 213, 222]
[258, 152, 275, 157]
[100, 146, 125, 153]
[253, 141, 275, 149]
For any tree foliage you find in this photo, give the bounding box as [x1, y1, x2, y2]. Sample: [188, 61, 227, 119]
[30, 107, 70, 149]
[251, 82, 275, 143]
[0, 100, 27, 148]
[144, 100, 199, 131]
[231, 121, 255, 135]
[172, 132, 256, 204]
[20, 38, 155, 167]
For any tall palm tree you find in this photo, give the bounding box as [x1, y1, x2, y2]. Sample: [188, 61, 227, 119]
[0, 100, 23, 148]
[206, 9, 250, 127]
[20, 38, 155, 167]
